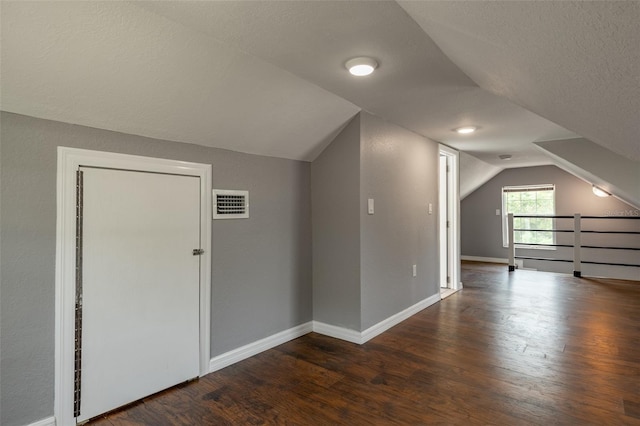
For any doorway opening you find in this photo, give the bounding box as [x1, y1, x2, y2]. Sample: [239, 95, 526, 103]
[439, 145, 462, 299]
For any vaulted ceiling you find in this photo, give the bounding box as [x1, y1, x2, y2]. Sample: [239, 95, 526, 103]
[400, 1, 640, 162]
[1, 2, 637, 178]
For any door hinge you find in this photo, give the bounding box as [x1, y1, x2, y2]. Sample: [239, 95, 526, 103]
[74, 170, 84, 418]
[192, 248, 205, 256]
[446, 276, 451, 284]
[446, 220, 450, 228]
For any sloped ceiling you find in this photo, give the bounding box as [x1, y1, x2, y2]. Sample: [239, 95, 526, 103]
[0, 1, 360, 161]
[1, 0, 576, 166]
[398, 1, 640, 162]
[459, 152, 502, 200]
[535, 138, 640, 209]
[1, 1, 636, 202]
[136, 0, 576, 167]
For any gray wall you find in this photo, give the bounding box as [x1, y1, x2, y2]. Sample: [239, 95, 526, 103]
[311, 112, 441, 332]
[311, 115, 362, 330]
[360, 113, 440, 329]
[461, 165, 639, 280]
[0, 112, 312, 426]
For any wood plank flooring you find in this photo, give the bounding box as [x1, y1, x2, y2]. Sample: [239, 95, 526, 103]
[88, 262, 640, 425]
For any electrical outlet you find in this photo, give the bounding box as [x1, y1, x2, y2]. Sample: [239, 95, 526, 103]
[496, 209, 501, 216]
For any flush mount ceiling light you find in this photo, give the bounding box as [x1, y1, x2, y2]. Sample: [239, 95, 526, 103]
[455, 126, 477, 134]
[345, 57, 378, 76]
[592, 185, 611, 197]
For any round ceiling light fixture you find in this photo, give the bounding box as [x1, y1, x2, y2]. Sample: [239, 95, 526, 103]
[345, 57, 378, 76]
[592, 185, 611, 197]
[455, 126, 477, 134]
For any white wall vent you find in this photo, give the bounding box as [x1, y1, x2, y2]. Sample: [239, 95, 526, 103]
[213, 189, 249, 219]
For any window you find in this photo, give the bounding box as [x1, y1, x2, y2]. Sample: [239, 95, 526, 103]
[502, 184, 555, 248]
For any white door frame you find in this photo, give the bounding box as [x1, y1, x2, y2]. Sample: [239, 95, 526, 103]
[439, 154, 449, 288]
[439, 145, 462, 292]
[55, 147, 212, 426]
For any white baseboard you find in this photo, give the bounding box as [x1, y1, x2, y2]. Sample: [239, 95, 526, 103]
[209, 294, 442, 372]
[440, 287, 461, 300]
[313, 293, 441, 345]
[461, 255, 508, 264]
[25, 417, 56, 426]
[360, 293, 441, 343]
[312, 321, 362, 344]
[209, 321, 313, 373]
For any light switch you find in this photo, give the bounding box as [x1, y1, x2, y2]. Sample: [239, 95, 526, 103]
[428, 203, 433, 215]
[412, 264, 417, 277]
[496, 209, 501, 216]
[368, 198, 374, 215]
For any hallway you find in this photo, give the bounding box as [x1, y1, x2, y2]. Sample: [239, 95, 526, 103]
[89, 262, 640, 424]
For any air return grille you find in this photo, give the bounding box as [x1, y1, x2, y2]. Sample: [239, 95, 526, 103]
[213, 189, 249, 219]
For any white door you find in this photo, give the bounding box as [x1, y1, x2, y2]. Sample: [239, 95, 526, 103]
[78, 167, 201, 422]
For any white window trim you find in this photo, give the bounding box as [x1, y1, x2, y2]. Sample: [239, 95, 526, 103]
[501, 184, 556, 250]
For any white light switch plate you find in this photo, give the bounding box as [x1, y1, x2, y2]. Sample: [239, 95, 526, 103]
[368, 198, 374, 215]
[428, 203, 433, 215]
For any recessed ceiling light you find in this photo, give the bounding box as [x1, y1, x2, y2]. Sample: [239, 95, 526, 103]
[592, 185, 611, 197]
[455, 126, 477, 134]
[498, 154, 512, 160]
[345, 57, 378, 76]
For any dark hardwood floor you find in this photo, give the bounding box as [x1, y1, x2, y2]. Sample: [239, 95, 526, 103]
[88, 262, 640, 425]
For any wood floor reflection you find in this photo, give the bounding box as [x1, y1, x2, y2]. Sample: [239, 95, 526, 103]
[88, 262, 640, 425]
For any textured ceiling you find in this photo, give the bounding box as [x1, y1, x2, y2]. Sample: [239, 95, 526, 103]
[399, 0, 640, 161]
[2, 0, 635, 173]
[137, 0, 577, 167]
[0, 2, 360, 161]
[535, 138, 640, 208]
